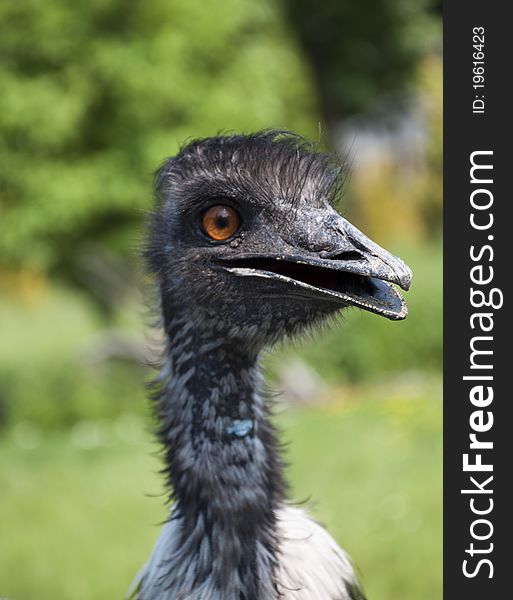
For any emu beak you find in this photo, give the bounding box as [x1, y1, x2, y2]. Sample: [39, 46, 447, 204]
[221, 213, 413, 321]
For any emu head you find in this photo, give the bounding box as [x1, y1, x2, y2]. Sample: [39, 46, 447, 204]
[147, 131, 412, 351]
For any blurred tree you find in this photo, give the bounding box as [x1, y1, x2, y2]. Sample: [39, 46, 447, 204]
[281, 0, 440, 126]
[0, 1, 443, 430]
[279, 0, 442, 242]
[416, 55, 442, 237]
[0, 0, 317, 303]
[0, 0, 441, 306]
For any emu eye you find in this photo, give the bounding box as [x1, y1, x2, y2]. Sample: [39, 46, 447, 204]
[202, 205, 240, 241]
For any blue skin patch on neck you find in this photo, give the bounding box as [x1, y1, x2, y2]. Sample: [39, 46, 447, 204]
[225, 419, 254, 438]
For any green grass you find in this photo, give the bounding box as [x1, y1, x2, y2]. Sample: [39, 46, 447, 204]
[0, 242, 441, 429]
[0, 379, 441, 600]
[0, 241, 441, 597]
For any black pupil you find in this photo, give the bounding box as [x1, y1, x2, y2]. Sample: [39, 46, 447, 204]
[216, 212, 230, 229]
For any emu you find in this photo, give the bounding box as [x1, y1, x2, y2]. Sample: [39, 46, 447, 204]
[130, 131, 412, 599]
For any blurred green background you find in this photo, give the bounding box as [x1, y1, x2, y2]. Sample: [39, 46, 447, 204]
[0, 1, 442, 598]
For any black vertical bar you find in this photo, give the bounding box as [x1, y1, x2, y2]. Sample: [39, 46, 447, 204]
[444, 2, 510, 597]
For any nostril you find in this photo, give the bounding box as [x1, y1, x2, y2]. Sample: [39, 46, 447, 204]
[319, 249, 364, 261]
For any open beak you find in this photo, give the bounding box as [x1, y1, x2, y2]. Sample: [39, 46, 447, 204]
[220, 215, 413, 321]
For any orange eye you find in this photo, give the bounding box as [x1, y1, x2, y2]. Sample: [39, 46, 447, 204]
[202, 205, 240, 241]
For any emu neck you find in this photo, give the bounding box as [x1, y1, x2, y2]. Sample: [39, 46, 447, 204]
[155, 309, 286, 597]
